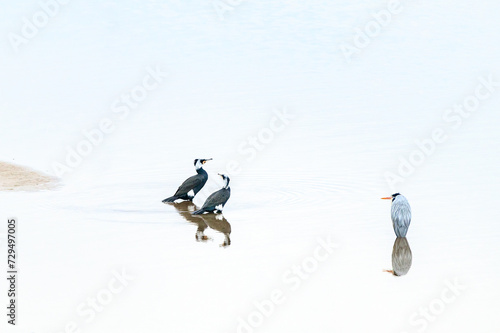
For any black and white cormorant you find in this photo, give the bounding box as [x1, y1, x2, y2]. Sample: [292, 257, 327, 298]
[192, 174, 231, 215]
[162, 159, 212, 203]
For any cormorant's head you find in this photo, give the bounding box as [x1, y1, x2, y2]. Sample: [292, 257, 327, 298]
[381, 193, 401, 202]
[218, 173, 230, 188]
[194, 158, 212, 169]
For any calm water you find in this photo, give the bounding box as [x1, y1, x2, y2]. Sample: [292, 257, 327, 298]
[1, 1, 500, 332]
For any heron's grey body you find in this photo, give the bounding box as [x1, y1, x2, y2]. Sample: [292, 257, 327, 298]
[391, 194, 411, 237]
[192, 174, 231, 215]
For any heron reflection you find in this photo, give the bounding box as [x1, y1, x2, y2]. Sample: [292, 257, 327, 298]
[170, 201, 231, 246]
[384, 237, 412, 276]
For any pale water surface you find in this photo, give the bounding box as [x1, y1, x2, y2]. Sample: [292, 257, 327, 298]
[1, 1, 500, 332]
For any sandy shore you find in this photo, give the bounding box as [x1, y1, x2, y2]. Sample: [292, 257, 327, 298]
[0, 162, 58, 191]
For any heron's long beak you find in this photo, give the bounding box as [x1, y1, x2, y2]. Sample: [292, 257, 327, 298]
[381, 197, 392, 200]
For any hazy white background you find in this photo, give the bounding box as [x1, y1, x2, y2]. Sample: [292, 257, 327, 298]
[1, 0, 500, 332]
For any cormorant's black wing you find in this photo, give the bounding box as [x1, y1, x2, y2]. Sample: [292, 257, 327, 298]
[202, 188, 230, 209]
[174, 174, 204, 196]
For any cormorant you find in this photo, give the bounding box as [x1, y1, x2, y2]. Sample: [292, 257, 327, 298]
[162, 159, 212, 203]
[192, 174, 231, 215]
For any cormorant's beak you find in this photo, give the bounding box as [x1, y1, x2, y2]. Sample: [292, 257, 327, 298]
[202, 158, 213, 164]
[381, 197, 392, 200]
[218, 173, 223, 178]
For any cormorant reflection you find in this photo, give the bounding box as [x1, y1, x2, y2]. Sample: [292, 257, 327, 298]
[170, 201, 231, 246]
[171, 201, 210, 242]
[199, 213, 231, 247]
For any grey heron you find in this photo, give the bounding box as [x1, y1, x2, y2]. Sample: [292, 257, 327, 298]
[381, 193, 411, 237]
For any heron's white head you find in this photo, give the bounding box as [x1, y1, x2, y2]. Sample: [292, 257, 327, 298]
[194, 158, 212, 170]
